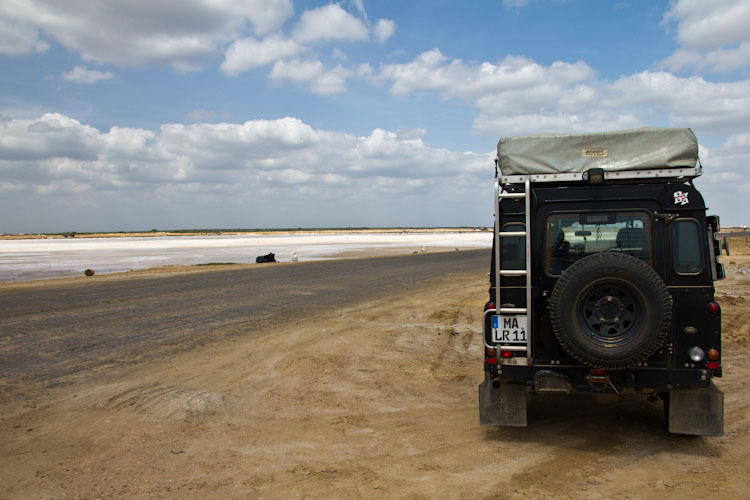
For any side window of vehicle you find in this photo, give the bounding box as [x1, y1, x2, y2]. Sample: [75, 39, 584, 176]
[501, 223, 525, 270]
[672, 219, 703, 274]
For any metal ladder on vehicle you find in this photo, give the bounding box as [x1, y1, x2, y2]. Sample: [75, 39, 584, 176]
[494, 176, 532, 361]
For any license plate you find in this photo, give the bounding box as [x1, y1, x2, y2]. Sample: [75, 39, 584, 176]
[491, 315, 527, 344]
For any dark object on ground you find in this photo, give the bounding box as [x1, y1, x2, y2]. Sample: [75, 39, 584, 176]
[256, 253, 276, 263]
[84, 269, 95, 276]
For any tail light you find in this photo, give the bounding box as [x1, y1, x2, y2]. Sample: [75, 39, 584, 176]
[707, 302, 720, 315]
[707, 349, 720, 370]
[688, 346, 705, 362]
[484, 301, 496, 311]
[485, 346, 497, 364]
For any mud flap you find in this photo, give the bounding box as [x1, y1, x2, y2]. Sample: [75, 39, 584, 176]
[668, 381, 724, 437]
[478, 378, 527, 427]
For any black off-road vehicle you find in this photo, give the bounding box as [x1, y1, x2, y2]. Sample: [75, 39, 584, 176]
[479, 128, 726, 436]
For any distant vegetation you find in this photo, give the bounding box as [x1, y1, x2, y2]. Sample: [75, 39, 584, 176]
[158, 226, 482, 233]
[3, 226, 491, 239]
[64, 226, 487, 235]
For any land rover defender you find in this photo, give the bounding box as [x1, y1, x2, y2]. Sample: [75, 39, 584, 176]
[479, 127, 726, 436]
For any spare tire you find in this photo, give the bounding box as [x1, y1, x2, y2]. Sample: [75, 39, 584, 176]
[549, 252, 671, 369]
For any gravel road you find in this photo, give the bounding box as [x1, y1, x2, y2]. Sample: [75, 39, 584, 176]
[0, 250, 488, 389]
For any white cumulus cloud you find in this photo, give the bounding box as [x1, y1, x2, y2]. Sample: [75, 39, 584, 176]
[0, 0, 294, 69]
[269, 59, 352, 95]
[0, 17, 48, 56]
[217, 3, 395, 78]
[221, 34, 303, 75]
[363, 49, 750, 137]
[661, 0, 750, 73]
[373, 19, 396, 43]
[0, 113, 491, 230]
[292, 3, 369, 43]
[377, 50, 595, 99]
[0, 113, 102, 162]
[61, 66, 114, 84]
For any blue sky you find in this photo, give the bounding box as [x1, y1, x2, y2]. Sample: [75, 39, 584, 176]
[1, 0, 749, 232]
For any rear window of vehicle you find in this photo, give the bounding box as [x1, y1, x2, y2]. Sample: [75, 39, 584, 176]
[501, 223, 526, 270]
[672, 219, 703, 274]
[546, 212, 651, 275]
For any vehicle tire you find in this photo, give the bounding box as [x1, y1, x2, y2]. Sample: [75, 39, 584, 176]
[549, 252, 672, 369]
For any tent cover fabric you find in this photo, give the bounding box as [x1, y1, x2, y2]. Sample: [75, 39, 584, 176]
[497, 127, 699, 176]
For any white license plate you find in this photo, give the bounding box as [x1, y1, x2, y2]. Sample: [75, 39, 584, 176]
[491, 315, 527, 344]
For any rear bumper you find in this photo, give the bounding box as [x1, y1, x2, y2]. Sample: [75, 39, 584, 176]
[495, 363, 716, 394]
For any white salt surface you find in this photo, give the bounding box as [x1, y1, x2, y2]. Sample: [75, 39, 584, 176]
[0, 232, 492, 282]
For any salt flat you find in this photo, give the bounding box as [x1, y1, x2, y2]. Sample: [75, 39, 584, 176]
[0, 231, 491, 282]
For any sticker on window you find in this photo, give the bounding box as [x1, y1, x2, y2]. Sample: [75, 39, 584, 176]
[674, 191, 689, 205]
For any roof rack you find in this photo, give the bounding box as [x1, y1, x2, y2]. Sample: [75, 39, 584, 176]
[499, 166, 702, 185]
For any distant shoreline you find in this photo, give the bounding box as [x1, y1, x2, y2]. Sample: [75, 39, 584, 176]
[0, 227, 490, 240]
[0, 231, 493, 284]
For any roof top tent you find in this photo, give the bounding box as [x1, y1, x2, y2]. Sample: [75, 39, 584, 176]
[496, 127, 701, 183]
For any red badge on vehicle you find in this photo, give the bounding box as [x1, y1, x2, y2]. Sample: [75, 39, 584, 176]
[674, 191, 689, 205]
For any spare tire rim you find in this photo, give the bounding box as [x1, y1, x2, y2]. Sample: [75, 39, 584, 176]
[577, 280, 644, 346]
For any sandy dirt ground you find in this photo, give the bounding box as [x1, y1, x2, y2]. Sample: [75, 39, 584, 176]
[1, 239, 750, 499]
